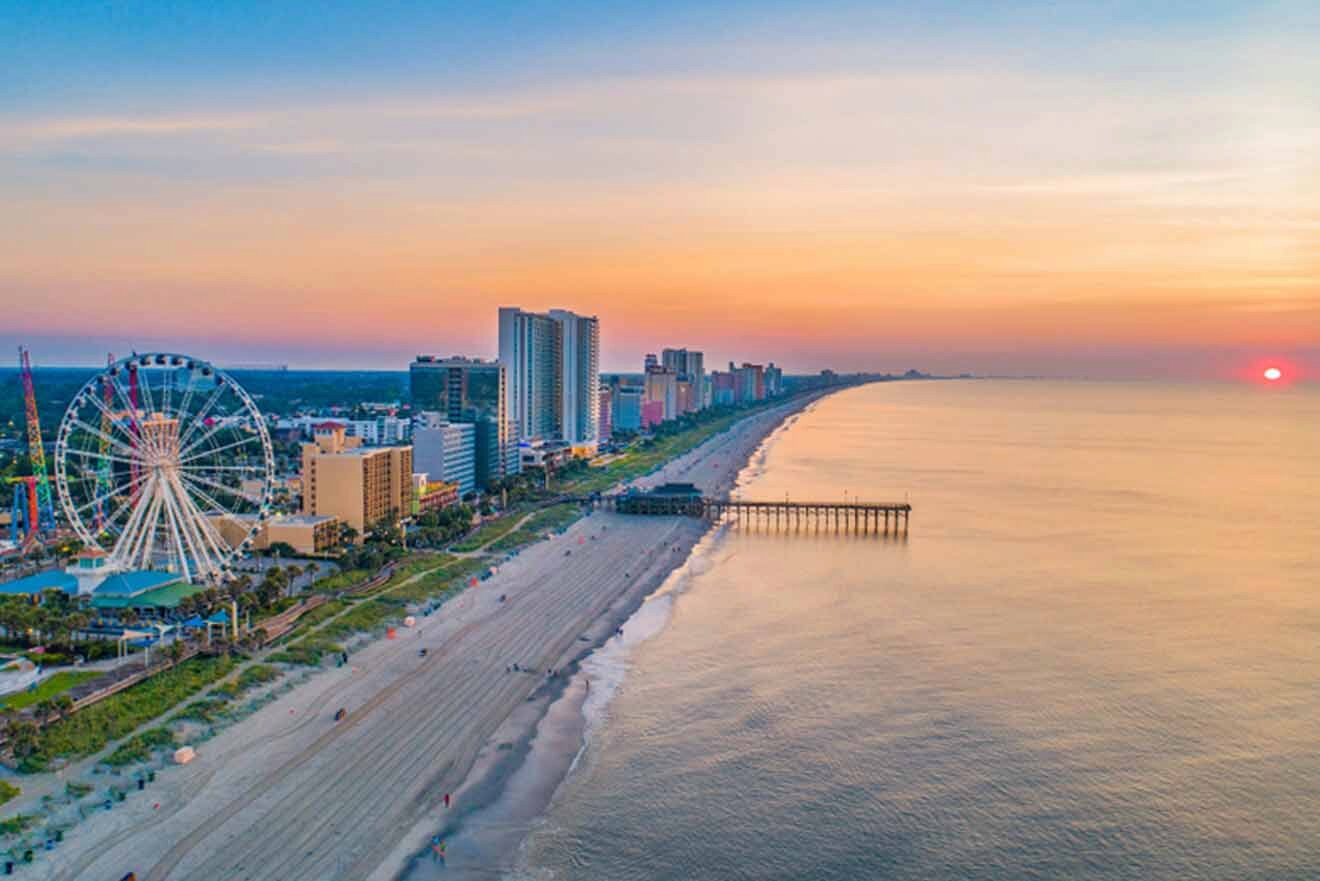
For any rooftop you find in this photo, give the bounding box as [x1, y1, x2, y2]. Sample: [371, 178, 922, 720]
[638, 482, 702, 497]
[0, 570, 78, 596]
[272, 514, 338, 526]
[94, 570, 183, 598]
[92, 579, 207, 610]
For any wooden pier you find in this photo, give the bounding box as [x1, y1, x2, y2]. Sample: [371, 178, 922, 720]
[705, 498, 909, 535]
[592, 490, 910, 535]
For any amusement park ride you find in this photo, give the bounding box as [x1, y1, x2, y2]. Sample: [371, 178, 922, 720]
[7, 347, 57, 549]
[7, 349, 276, 586]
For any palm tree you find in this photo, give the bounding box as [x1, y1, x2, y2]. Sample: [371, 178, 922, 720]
[66, 611, 90, 645]
[284, 565, 303, 598]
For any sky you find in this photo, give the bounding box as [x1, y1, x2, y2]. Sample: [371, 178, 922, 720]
[1, 1, 1317, 377]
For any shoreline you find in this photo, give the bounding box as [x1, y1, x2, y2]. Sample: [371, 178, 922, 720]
[389, 393, 823, 881]
[26, 390, 831, 881]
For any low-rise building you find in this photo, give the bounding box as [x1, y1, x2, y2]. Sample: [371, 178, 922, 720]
[413, 477, 461, 514]
[90, 571, 207, 615]
[0, 570, 78, 599]
[212, 513, 341, 555]
[263, 514, 341, 554]
[613, 385, 644, 432]
[519, 439, 574, 469]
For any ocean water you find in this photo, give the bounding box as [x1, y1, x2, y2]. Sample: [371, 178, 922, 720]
[516, 379, 1320, 881]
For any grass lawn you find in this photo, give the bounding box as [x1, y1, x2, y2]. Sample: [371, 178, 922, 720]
[376, 554, 454, 592]
[0, 671, 100, 711]
[558, 407, 759, 496]
[310, 567, 372, 593]
[390, 557, 489, 604]
[487, 504, 583, 554]
[17, 656, 236, 773]
[276, 599, 348, 643]
[449, 514, 526, 552]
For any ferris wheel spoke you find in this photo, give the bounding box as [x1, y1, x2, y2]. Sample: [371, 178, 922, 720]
[76, 385, 143, 450]
[106, 370, 152, 455]
[178, 433, 259, 466]
[118, 474, 162, 569]
[174, 373, 199, 438]
[179, 464, 266, 476]
[69, 471, 151, 520]
[135, 361, 160, 419]
[169, 471, 232, 578]
[66, 445, 148, 472]
[90, 482, 149, 541]
[173, 473, 235, 517]
[176, 419, 240, 463]
[178, 469, 263, 506]
[120, 473, 163, 566]
[160, 476, 205, 583]
[137, 485, 168, 569]
[160, 490, 193, 584]
[66, 418, 148, 465]
[176, 381, 229, 452]
[161, 366, 174, 426]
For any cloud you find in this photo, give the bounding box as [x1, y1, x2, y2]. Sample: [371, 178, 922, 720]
[0, 112, 266, 145]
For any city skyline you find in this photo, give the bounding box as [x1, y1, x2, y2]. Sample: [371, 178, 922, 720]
[3, 2, 1317, 380]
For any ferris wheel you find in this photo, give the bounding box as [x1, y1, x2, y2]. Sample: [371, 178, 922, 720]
[54, 353, 275, 584]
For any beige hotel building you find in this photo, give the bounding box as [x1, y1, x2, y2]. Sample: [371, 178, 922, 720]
[301, 423, 413, 536]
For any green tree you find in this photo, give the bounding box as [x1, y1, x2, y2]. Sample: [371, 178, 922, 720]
[267, 541, 298, 558]
[4, 718, 39, 759]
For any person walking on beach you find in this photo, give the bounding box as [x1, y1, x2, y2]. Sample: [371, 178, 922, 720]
[444, 792, 451, 808]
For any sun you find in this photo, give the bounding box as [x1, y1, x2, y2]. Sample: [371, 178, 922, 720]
[1263, 367, 1283, 382]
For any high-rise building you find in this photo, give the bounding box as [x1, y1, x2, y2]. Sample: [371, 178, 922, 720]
[550, 309, 601, 449]
[661, 348, 705, 412]
[765, 363, 784, 397]
[409, 356, 518, 488]
[412, 420, 477, 497]
[498, 308, 561, 443]
[644, 366, 678, 421]
[598, 385, 613, 444]
[732, 362, 766, 403]
[301, 425, 412, 536]
[711, 371, 736, 407]
[676, 377, 695, 415]
[498, 307, 600, 450]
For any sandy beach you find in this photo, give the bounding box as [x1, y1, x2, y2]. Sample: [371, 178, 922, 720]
[33, 394, 820, 881]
